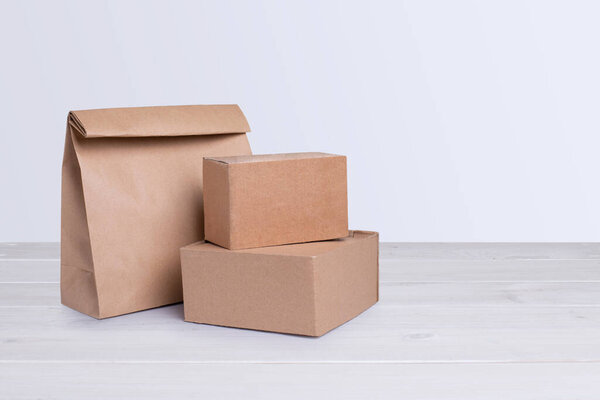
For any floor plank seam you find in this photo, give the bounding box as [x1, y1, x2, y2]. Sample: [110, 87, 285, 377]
[4, 304, 600, 309]
[380, 281, 600, 284]
[0, 259, 60, 262]
[2, 360, 600, 365]
[6, 258, 600, 262]
[5, 281, 600, 284]
[380, 258, 600, 262]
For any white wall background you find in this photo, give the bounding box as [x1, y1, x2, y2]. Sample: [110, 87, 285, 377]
[1, 0, 600, 242]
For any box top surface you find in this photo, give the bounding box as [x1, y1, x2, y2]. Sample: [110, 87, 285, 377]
[182, 230, 376, 257]
[204, 152, 342, 165]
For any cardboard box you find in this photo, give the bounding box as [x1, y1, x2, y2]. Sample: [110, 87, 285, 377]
[61, 105, 252, 319]
[203, 152, 348, 250]
[181, 230, 379, 336]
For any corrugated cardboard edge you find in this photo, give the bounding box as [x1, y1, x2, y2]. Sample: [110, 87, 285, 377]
[203, 159, 233, 249]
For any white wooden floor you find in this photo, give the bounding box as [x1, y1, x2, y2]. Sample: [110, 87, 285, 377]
[1, 243, 600, 399]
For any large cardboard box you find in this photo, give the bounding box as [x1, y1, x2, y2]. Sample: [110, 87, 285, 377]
[61, 105, 252, 319]
[181, 230, 379, 336]
[203, 152, 348, 249]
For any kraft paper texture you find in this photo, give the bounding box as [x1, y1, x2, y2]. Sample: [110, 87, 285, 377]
[61, 105, 252, 318]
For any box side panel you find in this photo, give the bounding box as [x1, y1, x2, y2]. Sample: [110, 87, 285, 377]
[181, 251, 316, 336]
[73, 133, 251, 318]
[180, 248, 198, 322]
[203, 160, 231, 248]
[313, 232, 379, 336]
[228, 155, 348, 249]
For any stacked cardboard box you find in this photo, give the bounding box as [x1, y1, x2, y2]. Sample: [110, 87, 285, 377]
[181, 152, 379, 336]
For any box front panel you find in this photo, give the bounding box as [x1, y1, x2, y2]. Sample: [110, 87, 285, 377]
[228, 156, 348, 249]
[181, 251, 316, 335]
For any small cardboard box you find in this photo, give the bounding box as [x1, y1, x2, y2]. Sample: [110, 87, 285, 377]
[203, 152, 348, 250]
[180, 230, 379, 336]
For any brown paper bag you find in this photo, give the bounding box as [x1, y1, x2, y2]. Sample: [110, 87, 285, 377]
[61, 105, 252, 318]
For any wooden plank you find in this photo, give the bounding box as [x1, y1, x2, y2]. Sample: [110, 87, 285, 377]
[3, 281, 600, 307]
[0, 260, 59, 283]
[4, 258, 600, 284]
[0, 243, 59, 260]
[380, 259, 600, 282]
[383, 281, 600, 306]
[2, 305, 600, 362]
[0, 283, 59, 306]
[2, 362, 600, 400]
[3, 242, 600, 261]
[380, 242, 600, 260]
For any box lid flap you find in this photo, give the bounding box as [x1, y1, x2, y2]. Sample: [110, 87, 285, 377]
[204, 152, 340, 165]
[69, 104, 250, 138]
[181, 231, 377, 257]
